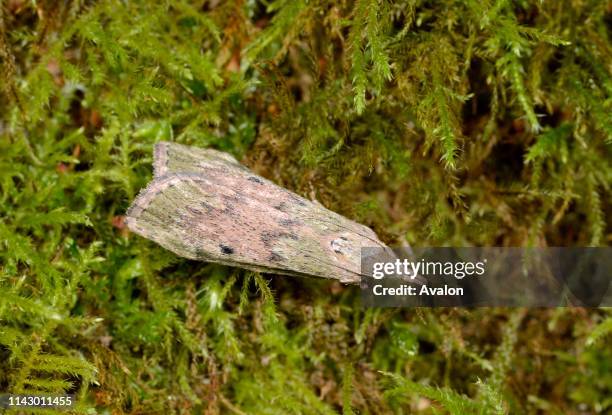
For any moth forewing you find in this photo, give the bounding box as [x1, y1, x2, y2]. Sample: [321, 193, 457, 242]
[127, 142, 394, 284]
[156, 142, 385, 242]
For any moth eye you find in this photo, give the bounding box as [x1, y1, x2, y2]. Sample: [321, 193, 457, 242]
[219, 244, 234, 255]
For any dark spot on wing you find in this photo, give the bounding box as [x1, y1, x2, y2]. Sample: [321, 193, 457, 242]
[283, 190, 307, 207]
[261, 231, 299, 248]
[223, 194, 243, 204]
[220, 244, 234, 255]
[268, 252, 284, 262]
[274, 202, 287, 212]
[186, 207, 203, 216]
[291, 195, 307, 206]
[200, 201, 214, 213]
[260, 232, 273, 248]
[278, 218, 301, 227]
[248, 176, 264, 185]
[221, 194, 243, 215]
[221, 204, 235, 216]
[331, 239, 345, 254]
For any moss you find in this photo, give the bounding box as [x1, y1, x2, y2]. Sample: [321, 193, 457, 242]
[0, 1, 610, 414]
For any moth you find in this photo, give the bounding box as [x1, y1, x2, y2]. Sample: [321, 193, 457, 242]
[126, 142, 398, 284]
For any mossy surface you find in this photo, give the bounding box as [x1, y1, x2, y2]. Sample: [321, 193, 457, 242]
[0, 1, 610, 414]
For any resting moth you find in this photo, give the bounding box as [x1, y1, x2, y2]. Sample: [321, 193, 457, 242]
[126, 142, 397, 284]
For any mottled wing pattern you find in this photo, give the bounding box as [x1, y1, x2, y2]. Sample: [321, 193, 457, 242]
[126, 142, 392, 284]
